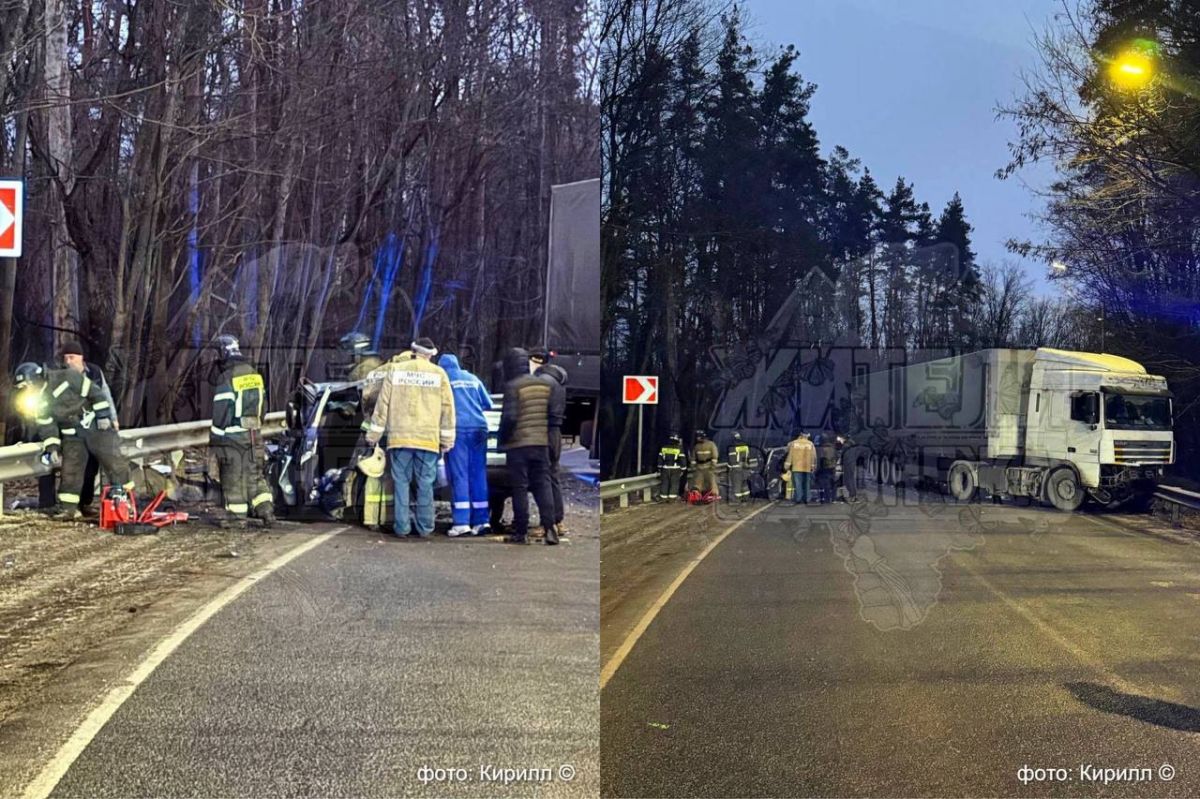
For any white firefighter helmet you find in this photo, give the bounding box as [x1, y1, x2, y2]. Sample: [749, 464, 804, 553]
[357, 445, 387, 478]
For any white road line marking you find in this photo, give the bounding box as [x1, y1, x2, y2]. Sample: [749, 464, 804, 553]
[21, 526, 349, 799]
[600, 502, 775, 690]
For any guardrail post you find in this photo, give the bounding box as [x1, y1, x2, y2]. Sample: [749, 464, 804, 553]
[0, 481, 4, 517]
[642, 487, 652, 503]
[619, 492, 629, 509]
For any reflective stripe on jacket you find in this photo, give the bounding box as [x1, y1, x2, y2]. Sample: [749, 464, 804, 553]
[366, 355, 456, 453]
[658, 447, 685, 469]
[728, 444, 751, 466]
[783, 437, 816, 473]
[691, 440, 719, 466]
[211, 358, 265, 443]
[45, 366, 114, 426]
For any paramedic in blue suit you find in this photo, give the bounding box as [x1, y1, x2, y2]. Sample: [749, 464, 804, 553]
[438, 353, 494, 537]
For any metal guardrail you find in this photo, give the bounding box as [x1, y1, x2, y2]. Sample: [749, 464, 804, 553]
[599, 464, 729, 514]
[1154, 484, 1200, 521]
[598, 473, 658, 512]
[0, 411, 287, 514]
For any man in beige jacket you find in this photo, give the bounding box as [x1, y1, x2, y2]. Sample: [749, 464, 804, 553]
[365, 337, 455, 539]
[783, 430, 816, 505]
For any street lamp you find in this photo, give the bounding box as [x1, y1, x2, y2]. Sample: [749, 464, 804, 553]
[1106, 39, 1159, 90]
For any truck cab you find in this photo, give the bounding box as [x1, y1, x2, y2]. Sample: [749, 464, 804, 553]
[1022, 349, 1172, 507]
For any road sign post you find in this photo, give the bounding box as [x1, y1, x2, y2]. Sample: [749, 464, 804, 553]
[0, 180, 23, 258]
[637, 405, 643, 474]
[623, 375, 659, 475]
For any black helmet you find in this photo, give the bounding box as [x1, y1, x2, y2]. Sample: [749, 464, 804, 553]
[14, 362, 45, 390]
[339, 331, 372, 354]
[668, 432, 682, 446]
[212, 334, 241, 361]
[695, 429, 707, 441]
[732, 431, 743, 443]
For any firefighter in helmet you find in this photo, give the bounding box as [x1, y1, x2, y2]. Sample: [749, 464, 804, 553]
[12, 362, 61, 508]
[656, 432, 686, 501]
[209, 334, 274, 526]
[689, 429, 720, 502]
[340, 331, 383, 383]
[338, 331, 392, 530]
[726, 431, 755, 502]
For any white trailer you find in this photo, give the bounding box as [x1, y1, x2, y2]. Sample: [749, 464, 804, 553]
[863, 348, 1174, 511]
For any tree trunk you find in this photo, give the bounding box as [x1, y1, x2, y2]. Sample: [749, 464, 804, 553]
[45, 0, 77, 349]
[253, 141, 299, 354]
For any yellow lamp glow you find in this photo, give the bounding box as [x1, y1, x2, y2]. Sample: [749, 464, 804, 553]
[1109, 49, 1154, 89]
[16, 389, 42, 419]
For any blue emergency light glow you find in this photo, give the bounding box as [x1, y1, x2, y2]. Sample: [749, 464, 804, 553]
[412, 229, 439, 337]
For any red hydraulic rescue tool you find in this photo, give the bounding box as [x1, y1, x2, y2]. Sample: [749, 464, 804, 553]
[100, 487, 190, 534]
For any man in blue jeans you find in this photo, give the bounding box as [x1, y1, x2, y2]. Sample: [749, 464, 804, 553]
[364, 338, 456, 539]
[783, 430, 816, 505]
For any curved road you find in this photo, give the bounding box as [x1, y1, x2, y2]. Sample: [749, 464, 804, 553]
[602, 491, 1200, 798]
[44, 522, 599, 798]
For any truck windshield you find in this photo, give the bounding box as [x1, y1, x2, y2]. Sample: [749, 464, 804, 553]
[1103, 392, 1171, 431]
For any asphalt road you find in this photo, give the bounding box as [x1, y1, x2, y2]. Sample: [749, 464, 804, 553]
[601, 489, 1200, 798]
[600, 501, 756, 669]
[46, 509, 599, 798]
[0, 514, 328, 799]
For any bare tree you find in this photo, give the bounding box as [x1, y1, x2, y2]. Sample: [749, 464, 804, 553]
[977, 262, 1032, 348]
[1, 0, 598, 434]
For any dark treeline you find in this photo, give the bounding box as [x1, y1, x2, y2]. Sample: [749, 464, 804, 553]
[601, 0, 1089, 478]
[0, 0, 598, 441]
[1001, 0, 1200, 480]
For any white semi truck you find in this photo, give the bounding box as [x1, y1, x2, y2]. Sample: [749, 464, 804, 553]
[863, 348, 1174, 511]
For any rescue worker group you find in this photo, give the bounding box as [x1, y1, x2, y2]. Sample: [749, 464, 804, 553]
[656, 429, 852, 505]
[12, 333, 571, 545]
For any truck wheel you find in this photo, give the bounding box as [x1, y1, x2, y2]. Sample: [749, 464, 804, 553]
[1046, 468, 1085, 512]
[948, 462, 978, 502]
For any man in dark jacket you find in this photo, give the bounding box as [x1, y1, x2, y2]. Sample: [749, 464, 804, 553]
[45, 341, 133, 520]
[498, 347, 557, 545]
[815, 433, 837, 504]
[535, 362, 568, 532]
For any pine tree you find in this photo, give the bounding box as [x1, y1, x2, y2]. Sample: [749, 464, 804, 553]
[934, 192, 981, 348]
[879, 177, 921, 347]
